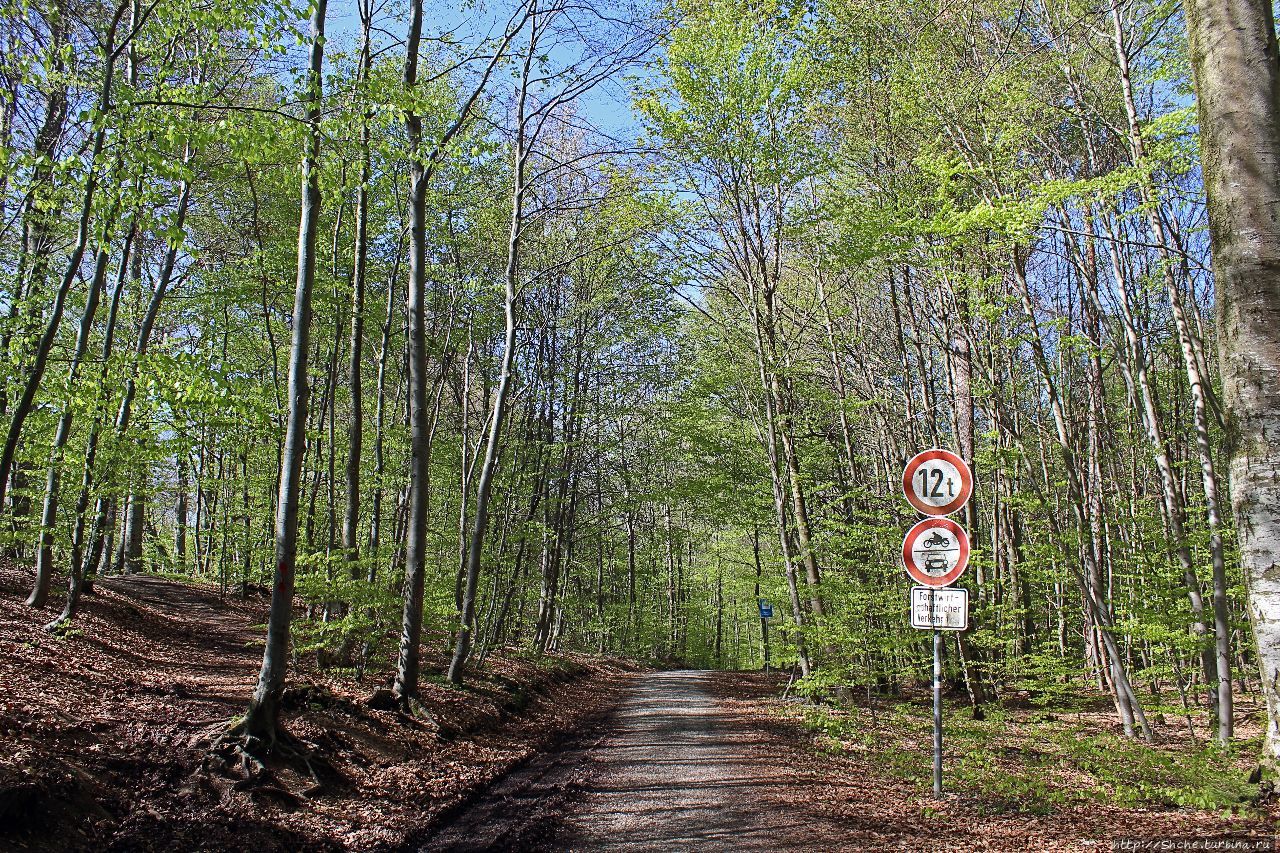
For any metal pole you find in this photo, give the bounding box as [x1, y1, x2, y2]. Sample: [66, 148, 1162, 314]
[762, 616, 770, 672]
[933, 626, 943, 797]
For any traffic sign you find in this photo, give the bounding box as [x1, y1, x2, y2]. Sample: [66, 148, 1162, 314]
[902, 517, 970, 587]
[910, 586, 969, 630]
[902, 449, 972, 517]
[901, 448, 972, 800]
[758, 600, 773, 619]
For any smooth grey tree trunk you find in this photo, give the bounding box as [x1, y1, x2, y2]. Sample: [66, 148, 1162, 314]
[447, 69, 527, 679]
[392, 0, 432, 707]
[66, 171, 192, 619]
[27, 211, 126, 610]
[367, 249, 400, 577]
[2, 0, 69, 435]
[343, 5, 373, 574]
[1182, 0, 1280, 764]
[175, 452, 188, 566]
[395, 0, 526, 699]
[53, 219, 134, 621]
[1011, 251, 1151, 739]
[1110, 2, 1231, 736]
[239, 0, 327, 743]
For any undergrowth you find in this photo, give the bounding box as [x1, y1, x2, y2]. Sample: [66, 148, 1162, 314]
[796, 699, 1262, 816]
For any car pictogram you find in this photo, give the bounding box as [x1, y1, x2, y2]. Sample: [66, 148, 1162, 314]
[923, 553, 950, 573]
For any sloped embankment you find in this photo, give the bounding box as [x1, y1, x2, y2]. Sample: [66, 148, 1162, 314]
[0, 562, 635, 851]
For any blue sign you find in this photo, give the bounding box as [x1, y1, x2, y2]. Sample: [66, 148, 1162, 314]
[758, 600, 774, 619]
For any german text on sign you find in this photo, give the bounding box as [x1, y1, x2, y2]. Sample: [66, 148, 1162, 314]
[910, 586, 969, 630]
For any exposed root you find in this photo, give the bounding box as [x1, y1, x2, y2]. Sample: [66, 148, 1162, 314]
[201, 716, 345, 805]
[205, 724, 268, 778]
[400, 693, 434, 721]
[203, 718, 285, 783]
[369, 687, 439, 729]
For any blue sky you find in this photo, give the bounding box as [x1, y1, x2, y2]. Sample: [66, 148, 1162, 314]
[320, 0, 652, 139]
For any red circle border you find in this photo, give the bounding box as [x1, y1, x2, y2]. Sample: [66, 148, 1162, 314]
[902, 517, 970, 587]
[902, 449, 973, 517]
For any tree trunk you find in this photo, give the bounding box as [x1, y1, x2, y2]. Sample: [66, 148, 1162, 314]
[3, 0, 69, 434]
[367, 242, 401, 577]
[447, 5, 539, 682]
[0, 3, 129, 512]
[239, 0, 327, 743]
[28, 218, 122, 608]
[393, 0, 430, 700]
[343, 7, 373, 575]
[1182, 0, 1280, 765]
[1110, 3, 1231, 735]
[65, 169, 192, 620]
[1011, 250, 1151, 739]
[175, 453, 189, 566]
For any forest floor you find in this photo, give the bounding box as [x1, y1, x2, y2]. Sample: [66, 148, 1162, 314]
[0, 560, 635, 851]
[1, 559, 1276, 852]
[726, 674, 1279, 851]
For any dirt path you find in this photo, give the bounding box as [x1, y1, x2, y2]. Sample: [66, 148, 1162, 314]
[421, 670, 1275, 853]
[556, 670, 830, 850]
[421, 670, 848, 852]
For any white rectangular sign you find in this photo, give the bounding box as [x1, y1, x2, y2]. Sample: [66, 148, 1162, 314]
[910, 586, 969, 630]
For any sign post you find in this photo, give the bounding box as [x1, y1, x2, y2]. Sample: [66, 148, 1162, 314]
[757, 600, 773, 672]
[901, 448, 973, 799]
[933, 628, 943, 797]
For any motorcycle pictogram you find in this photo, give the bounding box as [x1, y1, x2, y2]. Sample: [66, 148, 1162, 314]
[922, 532, 951, 549]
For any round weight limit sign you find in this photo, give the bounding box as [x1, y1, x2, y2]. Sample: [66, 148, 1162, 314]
[902, 449, 972, 517]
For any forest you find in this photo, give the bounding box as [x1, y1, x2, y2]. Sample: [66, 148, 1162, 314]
[1, 0, 1279, 848]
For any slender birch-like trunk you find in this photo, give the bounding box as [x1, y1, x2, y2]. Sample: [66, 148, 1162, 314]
[239, 0, 327, 742]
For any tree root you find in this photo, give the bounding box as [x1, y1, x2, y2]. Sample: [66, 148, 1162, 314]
[399, 693, 434, 721]
[204, 722, 269, 778]
[369, 688, 438, 728]
[43, 614, 73, 635]
[201, 717, 332, 800]
[204, 717, 299, 778]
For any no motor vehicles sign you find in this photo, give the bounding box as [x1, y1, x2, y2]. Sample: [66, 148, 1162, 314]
[901, 517, 970, 587]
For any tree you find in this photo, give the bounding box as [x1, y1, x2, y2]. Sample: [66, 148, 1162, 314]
[0, 1, 133, 516]
[393, 0, 527, 707]
[1182, 0, 1280, 765]
[236, 0, 328, 747]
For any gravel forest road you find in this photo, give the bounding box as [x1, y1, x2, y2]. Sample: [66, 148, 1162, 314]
[417, 670, 1274, 853]
[419, 670, 848, 852]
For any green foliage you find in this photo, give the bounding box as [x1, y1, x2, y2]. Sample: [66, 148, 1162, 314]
[0, 0, 1255, 801]
[799, 701, 1261, 816]
[292, 558, 401, 665]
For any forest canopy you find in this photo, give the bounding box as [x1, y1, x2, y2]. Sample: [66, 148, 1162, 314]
[1, 0, 1276, 774]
